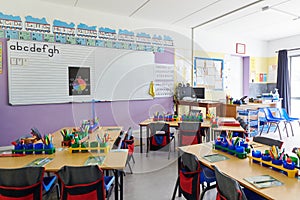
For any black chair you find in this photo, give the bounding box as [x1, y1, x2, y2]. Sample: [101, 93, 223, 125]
[178, 122, 202, 146]
[172, 151, 216, 200]
[147, 122, 175, 159]
[0, 167, 45, 200]
[213, 165, 266, 200]
[56, 165, 114, 200]
[214, 165, 247, 200]
[253, 136, 283, 148]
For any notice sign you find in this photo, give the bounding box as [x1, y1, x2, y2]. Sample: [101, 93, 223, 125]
[68, 66, 91, 96]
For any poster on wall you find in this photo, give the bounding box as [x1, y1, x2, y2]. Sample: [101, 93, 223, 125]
[68, 66, 91, 96]
[193, 57, 224, 90]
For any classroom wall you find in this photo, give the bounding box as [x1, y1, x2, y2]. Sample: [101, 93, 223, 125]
[0, 0, 191, 146]
[267, 34, 300, 57]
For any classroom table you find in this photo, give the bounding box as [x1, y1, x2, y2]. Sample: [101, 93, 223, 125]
[178, 142, 300, 200]
[0, 126, 128, 200]
[175, 100, 222, 116]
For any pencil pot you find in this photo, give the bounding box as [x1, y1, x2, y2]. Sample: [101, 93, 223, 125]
[34, 143, 44, 154]
[252, 150, 262, 164]
[290, 156, 298, 166]
[44, 143, 55, 154]
[261, 154, 272, 167]
[24, 143, 34, 155]
[14, 144, 24, 154]
[81, 141, 89, 153]
[283, 161, 295, 170]
[271, 159, 283, 172]
[228, 145, 235, 155]
[90, 141, 98, 153]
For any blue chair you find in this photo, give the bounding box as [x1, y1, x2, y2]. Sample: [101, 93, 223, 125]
[279, 108, 300, 136]
[43, 175, 60, 200]
[259, 108, 287, 140]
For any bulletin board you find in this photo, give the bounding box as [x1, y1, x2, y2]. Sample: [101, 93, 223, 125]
[193, 57, 224, 90]
[7, 39, 157, 105]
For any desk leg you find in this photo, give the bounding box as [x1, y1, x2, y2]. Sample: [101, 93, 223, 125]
[120, 171, 124, 200]
[146, 126, 150, 156]
[140, 125, 143, 153]
[114, 170, 119, 200]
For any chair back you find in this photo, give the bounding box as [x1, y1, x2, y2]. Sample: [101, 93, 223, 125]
[0, 167, 44, 200]
[280, 108, 290, 120]
[178, 122, 201, 146]
[213, 165, 247, 200]
[148, 122, 171, 150]
[56, 165, 105, 200]
[179, 151, 201, 200]
[253, 136, 283, 148]
[122, 134, 135, 155]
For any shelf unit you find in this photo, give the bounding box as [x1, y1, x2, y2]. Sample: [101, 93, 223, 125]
[237, 109, 259, 136]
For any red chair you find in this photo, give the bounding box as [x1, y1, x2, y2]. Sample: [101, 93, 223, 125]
[178, 122, 202, 146]
[122, 134, 135, 174]
[147, 122, 175, 159]
[0, 167, 45, 200]
[56, 165, 113, 200]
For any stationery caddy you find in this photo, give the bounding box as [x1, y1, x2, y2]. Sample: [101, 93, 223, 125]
[213, 143, 250, 159]
[68, 142, 110, 154]
[249, 156, 298, 178]
[12, 144, 56, 155]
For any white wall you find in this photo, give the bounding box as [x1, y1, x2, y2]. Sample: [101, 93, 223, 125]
[267, 34, 300, 57]
[194, 29, 268, 57]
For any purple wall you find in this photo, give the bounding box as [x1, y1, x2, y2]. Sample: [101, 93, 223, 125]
[0, 39, 174, 146]
[243, 56, 250, 96]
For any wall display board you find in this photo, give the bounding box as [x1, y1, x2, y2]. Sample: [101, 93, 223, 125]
[8, 39, 162, 105]
[154, 64, 174, 97]
[193, 57, 224, 90]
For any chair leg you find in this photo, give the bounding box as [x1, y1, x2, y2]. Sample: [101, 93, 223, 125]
[284, 122, 289, 137]
[259, 124, 265, 135]
[289, 122, 294, 136]
[171, 177, 179, 200]
[277, 124, 282, 140]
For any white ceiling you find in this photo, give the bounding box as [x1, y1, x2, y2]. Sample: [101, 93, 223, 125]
[40, 0, 300, 41]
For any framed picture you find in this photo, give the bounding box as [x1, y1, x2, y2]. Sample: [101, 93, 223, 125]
[236, 43, 246, 54]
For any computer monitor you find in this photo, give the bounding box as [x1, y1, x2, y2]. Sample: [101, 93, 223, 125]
[192, 87, 205, 99]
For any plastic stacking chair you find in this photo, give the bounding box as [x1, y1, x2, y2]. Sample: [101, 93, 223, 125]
[147, 122, 175, 159]
[279, 108, 300, 136]
[178, 122, 202, 146]
[213, 165, 266, 200]
[56, 165, 114, 200]
[171, 151, 216, 200]
[0, 167, 45, 200]
[259, 107, 286, 140]
[43, 174, 60, 200]
[122, 131, 135, 174]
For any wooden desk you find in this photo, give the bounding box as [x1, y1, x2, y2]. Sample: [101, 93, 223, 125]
[175, 100, 222, 116]
[179, 143, 300, 200]
[0, 126, 128, 200]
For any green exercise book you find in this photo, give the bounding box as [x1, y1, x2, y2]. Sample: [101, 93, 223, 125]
[26, 158, 53, 167]
[84, 156, 106, 166]
[202, 154, 229, 163]
[244, 175, 283, 189]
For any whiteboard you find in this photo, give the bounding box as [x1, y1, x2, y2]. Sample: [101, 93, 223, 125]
[8, 39, 155, 105]
[94, 48, 154, 101]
